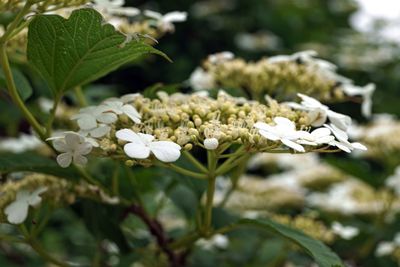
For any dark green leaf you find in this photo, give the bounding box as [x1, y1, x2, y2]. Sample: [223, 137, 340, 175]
[0, 152, 79, 179]
[27, 8, 169, 95]
[238, 218, 344, 267]
[0, 67, 33, 100]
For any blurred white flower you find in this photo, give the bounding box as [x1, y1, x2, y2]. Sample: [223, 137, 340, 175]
[116, 129, 181, 162]
[92, 0, 140, 16]
[208, 51, 234, 64]
[4, 187, 47, 224]
[0, 134, 42, 153]
[196, 234, 229, 250]
[342, 83, 375, 117]
[286, 93, 351, 130]
[102, 100, 141, 123]
[331, 222, 359, 240]
[375, 241, 395, 256]
[324, 124, 367, 153]
[386, 166, 400, 195]
[204, 137, 219, 150]
[189, 67, 215, 90]
[51, 132, 93, 168]
[254, 117, 309, 152]
[144, 10, 187, 33]
[297, 128, 335, 146]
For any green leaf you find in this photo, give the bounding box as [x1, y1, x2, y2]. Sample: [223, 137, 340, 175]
[27, 8, 169, 95]
[0, 67, 33, 100]
[238, 218, 344, 267]
[0, 152, 79, 180]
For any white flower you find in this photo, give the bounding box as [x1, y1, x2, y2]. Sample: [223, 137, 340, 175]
[93, 0, 140, 16]
[296, 127, 335, 146]
[51, 133, 93, 168]
[331, 222, 359, 240]
[116, 129, 181, 162]
[71, 106, 117, 137]
[204, 138, 219, 150]
[208, 51, 234, 64]
[342, 83, 375, 118]
[4, 187, 47, 224]
[286, 93, 351, 130]
[324, 124, 367, 153]
[376, 242, 395, 257]
[196, 234, 229, 250]
[189, 67, 215, 90]
[102, 100, 141, 123]
[0, 134, 42, 153]
[386, 166, 400, 195]
[254, 117, 309, 152]
[144, 10, 187, 33]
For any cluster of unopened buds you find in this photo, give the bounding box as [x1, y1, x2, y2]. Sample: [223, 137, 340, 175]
[48, 90, 366, 168]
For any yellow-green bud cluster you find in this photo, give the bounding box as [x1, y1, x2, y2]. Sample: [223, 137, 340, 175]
[196, 55, 348, 102]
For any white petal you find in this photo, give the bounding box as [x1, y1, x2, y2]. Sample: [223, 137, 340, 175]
[351, 142, 367, 151]
[144, 10, 162, 20]
[254, 122, 273, 132]
[122, 105, 141, 123]
[281, 139, 305, 152]
[316, 135, 335, 144]
[137, 133, 155, 144]
[329, 140, 351, 153]
[90, 125, 111, 138]
[327, 110, 351, 131]
[4, 201, 29, 224]
[259, 130, 280, 141]
[73, 154, 88, 165]
[76, 142, 92, 155]
[53, 139, 68, 152]
[27, 187, 47, 206]
[116, 129, 141, 143]
[297, 140, 318, 146]
[274, 117, 295, 129]
[311, 128, 331, 138]
[149, 141, 181, 162]
[124, 143, 151, 159]
[76, 114, 97, 130]
[65, 133, 83, 148]
[324, 124, 348, 142]
[97, 112, 117, 124]
[163, 11, 187, 23]
[57, 152, 73, 168]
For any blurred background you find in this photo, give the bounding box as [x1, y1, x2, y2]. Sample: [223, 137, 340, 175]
[1, 0, 400, 266]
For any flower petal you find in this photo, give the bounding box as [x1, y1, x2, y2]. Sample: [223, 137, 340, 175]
[73, 154, 88, 165]
[124, 143, 151, 159]
[116, 129, 141, 143]
[122, 105, 141, 123]
[53, 139, 68, 152]
[76, 142, 93, 155]
[149, 141, 181, 162]
[281, 138, 305, 152]
[27, 187, 47, 206]
[98, 112, 118, 124]
[4, 201, 29, 224]
[90, 125, 111, 138]
[76, 114, 97, 130]
[258, 130, 280, 141]
[57, 152, 73, 168]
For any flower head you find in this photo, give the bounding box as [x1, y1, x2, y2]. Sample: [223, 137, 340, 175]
[51, 132, 93, 168]
[144, 10, 187, 33]
[116, 129, 181, 162]
[71, 106, 117, 137]
[4, 187, 47, 224]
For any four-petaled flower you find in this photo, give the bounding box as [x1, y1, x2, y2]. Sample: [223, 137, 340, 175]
[254, 117, 309, 152]
[4, 187, 47, 224]
[144, 10, 187, 33]
[116, 129, 181, 162]
[324, 124, 367, 153]
[52, 132, 93, 168]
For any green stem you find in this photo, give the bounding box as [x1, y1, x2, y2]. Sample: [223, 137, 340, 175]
[168, 232, 200, 250]
[0, 46, 47, 140]
[215, 146, 245, 175]
[74, 86, 87, 107]
[18, 225, 69, 267]
[155, 162, 208, 179]
[45, 94, 61, 134]
[182, 150, 208, 173]
[202, 150, 217, 236]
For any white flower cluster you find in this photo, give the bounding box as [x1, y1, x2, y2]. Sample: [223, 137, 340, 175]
[386, 166, 400, 196]
[254, 94, 366, 153]
[376, 233, 400, 257]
